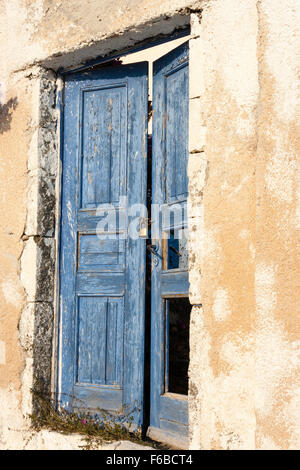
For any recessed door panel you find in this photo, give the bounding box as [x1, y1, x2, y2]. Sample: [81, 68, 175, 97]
[81, 86, 126, 208]
[76, 296, 124, 386]
[165, 65, 189, 202]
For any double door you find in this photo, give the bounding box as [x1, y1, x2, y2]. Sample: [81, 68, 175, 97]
[59, 43, 190, 445]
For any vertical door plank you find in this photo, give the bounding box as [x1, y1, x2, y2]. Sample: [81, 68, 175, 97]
[59, 63, 148, 426]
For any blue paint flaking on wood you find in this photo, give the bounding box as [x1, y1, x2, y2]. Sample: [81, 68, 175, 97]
[150, 42, 189, 439]
[59, 62, 148, 424]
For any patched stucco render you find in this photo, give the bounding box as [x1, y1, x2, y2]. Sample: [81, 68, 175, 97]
[0, 0, 299, 450]
[188, 0, 300, 450]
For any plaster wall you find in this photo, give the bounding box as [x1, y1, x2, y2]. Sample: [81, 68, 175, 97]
[188, 1, 258, 449]
[0, 0, 199, 450]
[188, 0, 300, 450]
[254, 0, 300, 450]
[0, 0, 299, 450]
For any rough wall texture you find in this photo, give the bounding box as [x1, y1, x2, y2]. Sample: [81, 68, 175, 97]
[0, 0, 200, 450]
[0, 66, 59, 448]
[188, 0, 300, 450]
[188, 1, 259, 450]
[255, 0, 300, 450]
[0, 0, 199, 73]
[0, 71, 31, 448]
[0, 0, 299, 450]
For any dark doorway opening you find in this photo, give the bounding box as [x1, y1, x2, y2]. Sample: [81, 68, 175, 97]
[142, 133, 153, 438]
[165, 298, 191, 395]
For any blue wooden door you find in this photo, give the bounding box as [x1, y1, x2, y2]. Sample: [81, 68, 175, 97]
[150, 43, 190, 446]
[59, 62, 148, 426]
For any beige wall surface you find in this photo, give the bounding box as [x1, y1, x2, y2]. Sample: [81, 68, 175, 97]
[0, 0, 299, 450]
[188, 0, 259, 450]
[255, 0, 300, 449]
[188, 0, 300, 450]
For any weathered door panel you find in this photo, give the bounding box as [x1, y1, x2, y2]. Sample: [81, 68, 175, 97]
[150, 43, 190, 446]
[59, 63, 148, 426]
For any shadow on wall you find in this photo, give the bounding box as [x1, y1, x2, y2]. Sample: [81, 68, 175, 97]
[31, 145, 56, 415]
[28, 73, 57, 415]
[0, 97, 18, 134]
